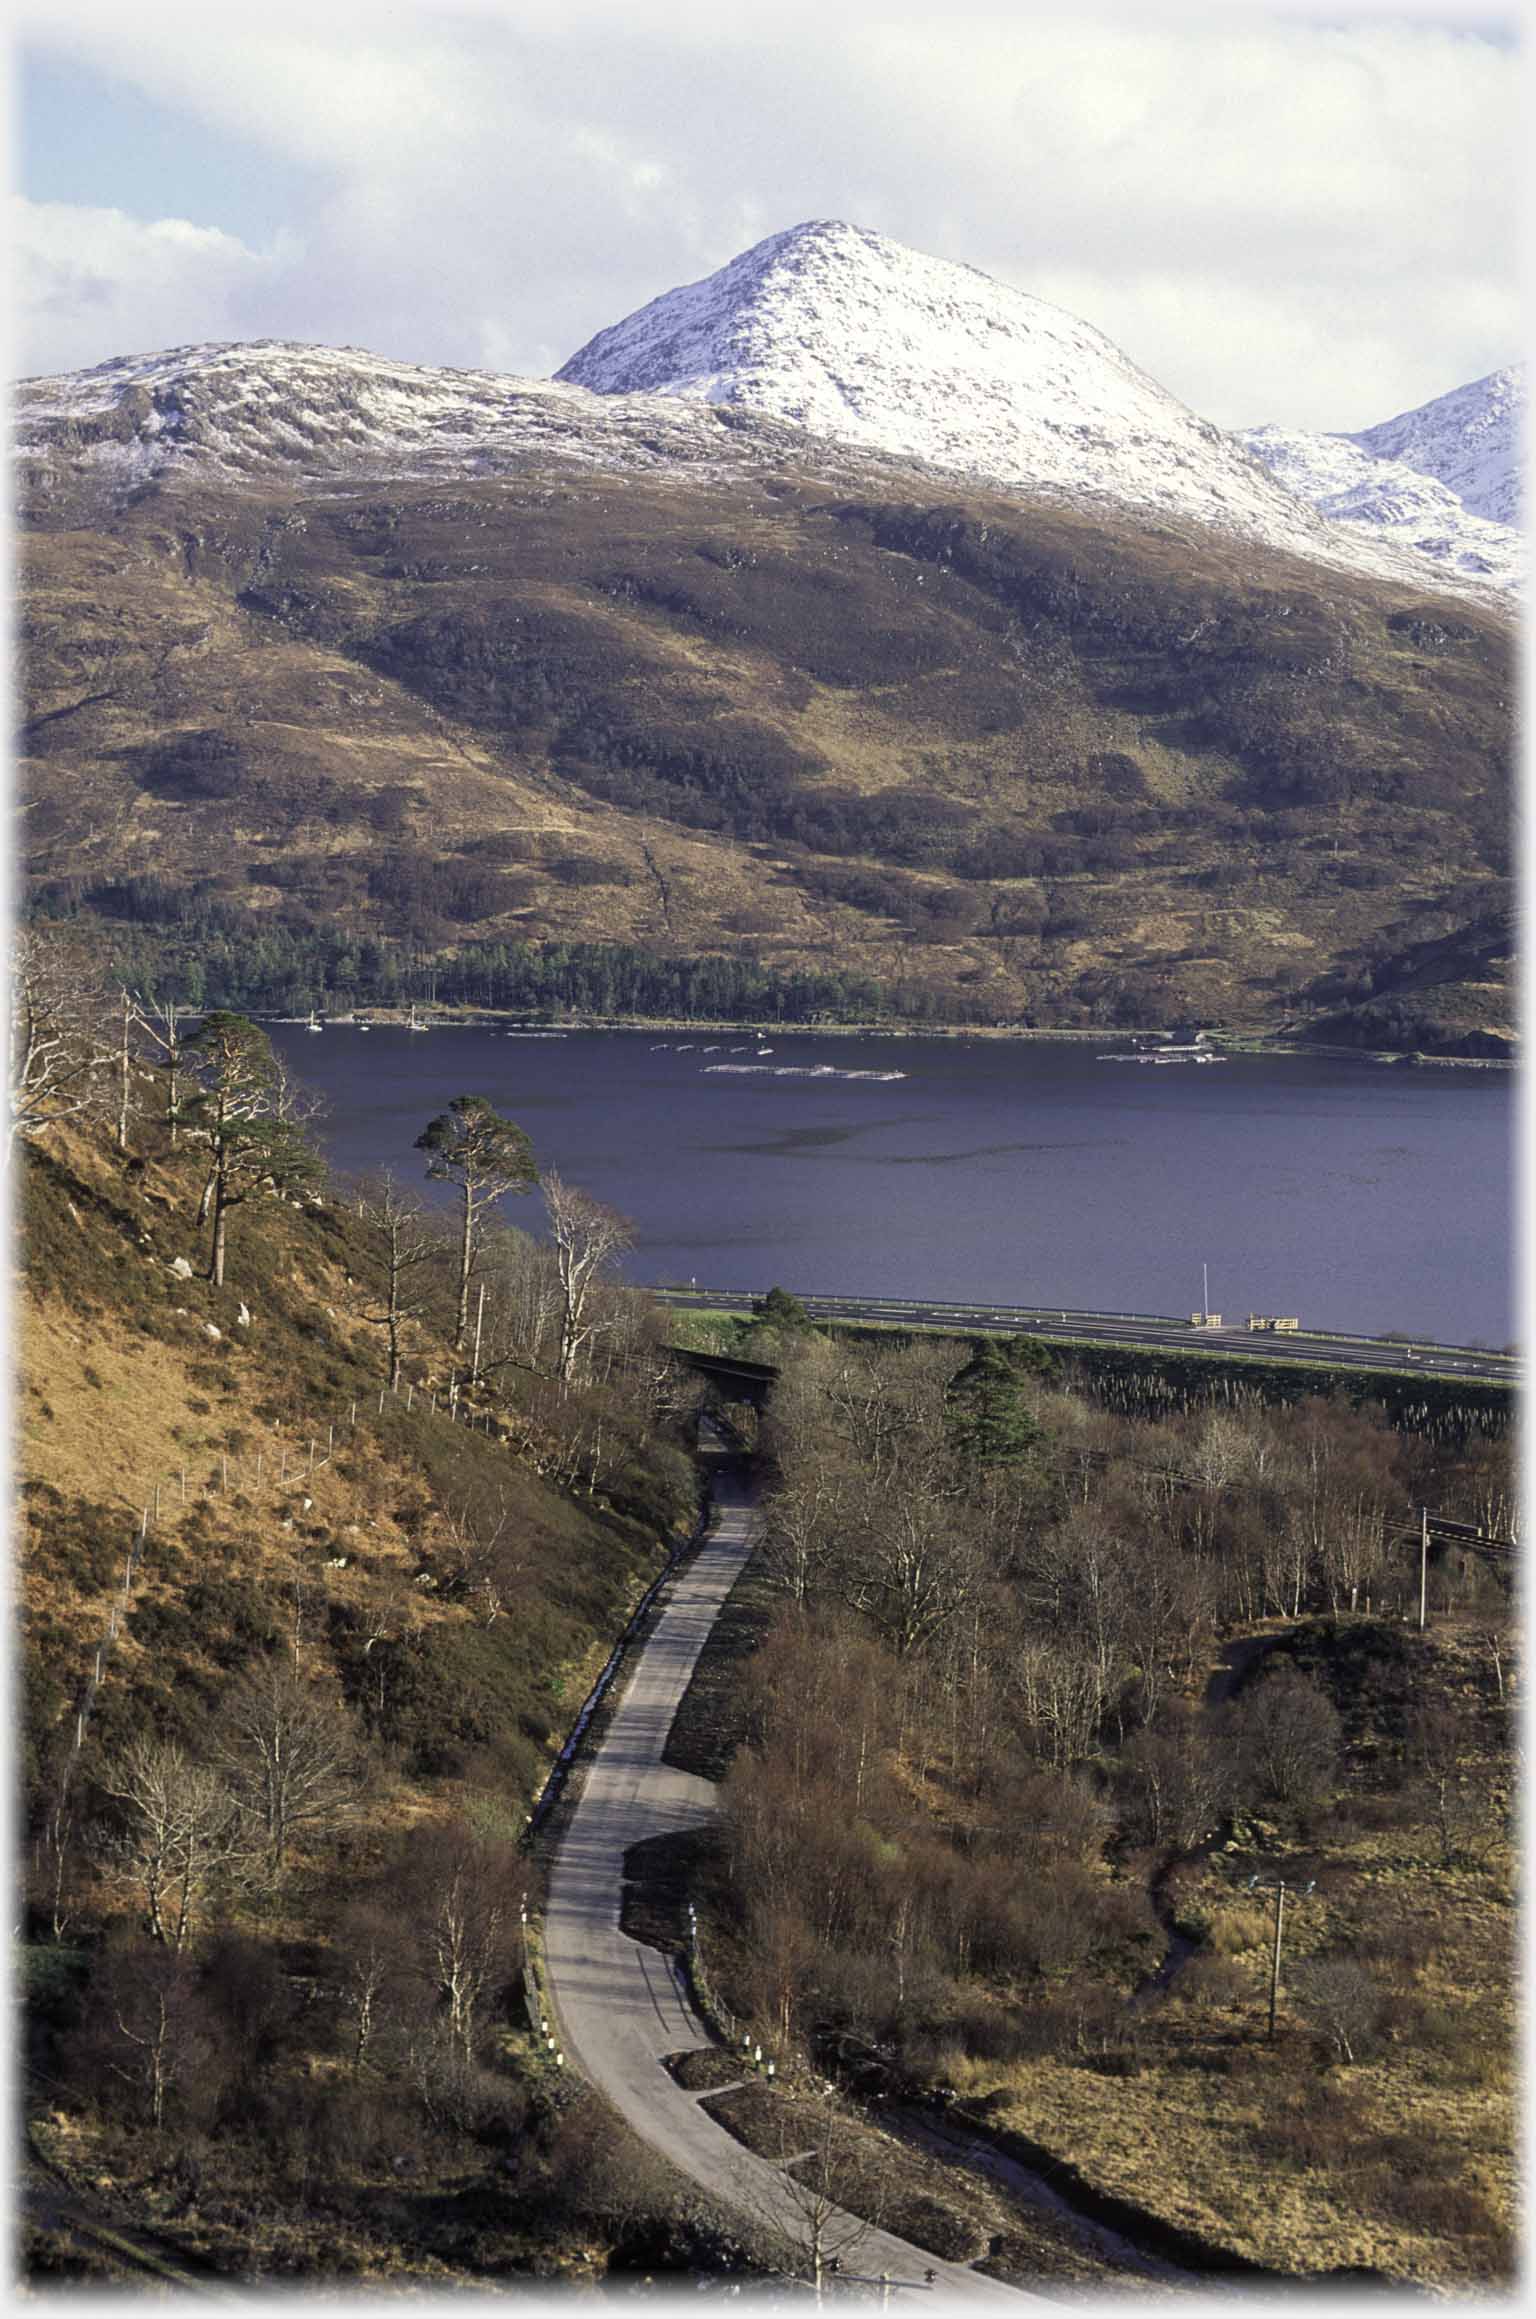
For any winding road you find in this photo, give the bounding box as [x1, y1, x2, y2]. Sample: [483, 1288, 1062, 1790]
[542, 1468, 1033, 2299]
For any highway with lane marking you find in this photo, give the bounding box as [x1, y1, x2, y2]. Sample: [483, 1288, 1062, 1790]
[651, 1289, 1518, 1388]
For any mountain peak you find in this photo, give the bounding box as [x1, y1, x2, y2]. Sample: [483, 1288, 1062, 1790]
[557, 222, 1517, 597]
[556, 222, 1486, 589]
[1346, 366, 1521, 527]
[555, 218, 1148, 422]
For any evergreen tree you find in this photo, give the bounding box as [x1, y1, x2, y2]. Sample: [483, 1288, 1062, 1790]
[947, 1335, 1052, 1466]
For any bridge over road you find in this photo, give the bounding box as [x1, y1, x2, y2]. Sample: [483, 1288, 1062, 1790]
[652, 1289, 1519, 1391]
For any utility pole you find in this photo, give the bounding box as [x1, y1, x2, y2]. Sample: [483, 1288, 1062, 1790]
[1419, 1505, 1430, 1630]
[1267, 1882, 1285, 2039]
[1248, 1873, 1315, 2038]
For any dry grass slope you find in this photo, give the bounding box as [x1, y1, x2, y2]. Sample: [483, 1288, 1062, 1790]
[21, 460, 1514, 1047]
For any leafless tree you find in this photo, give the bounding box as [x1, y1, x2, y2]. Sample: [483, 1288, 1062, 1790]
[837, 1483, 979, 1658]
[99, 1943, 216, 2131]
[101, 1736, 244, 1950]
[749, 2083, 880, 2300]
[6, 925, 112, 1156]
[543, 1170, 635, 1384]
[37, 1778, 81, 1940]
[354, 1171, 438, 1388]
[437, 1489, 528, 1626]
[1478, 1624, 1510, 1705]
[357, 1575, 424, 1722]
[416, 1095, 537, 1349]
[1233, 1669, 1341, 1809]
[335, 1902, 402, 2073]
[1406, 1702, 1504, 1865]
[1291, 1956, 1384, 2065]
[182, 1014, 324, 1284]
[474, 1224, 563, 1377]
[1116, 1707, 1235, 1852]
[129, 990, 191, 1146]
[111, 984, 136, 1152]
[760, 1469, 847, 1605]
[404, 1826, 521, 2058]
[217, 1660, 361, 1876]
[1009, 1631, 1107, 1768]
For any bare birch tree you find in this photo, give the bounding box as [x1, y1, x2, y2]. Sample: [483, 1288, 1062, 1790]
[217, 1661, 360, 1876]
[6, 926, 112, 1156]
[354, 1171, 438, 1388]
[543, 1170, 634, 1384]
[129, 990, 191, 1147]
[101, 1736, 244, 1951]
[100, 1945, 214, 2131]
[404, 1827, 521, 2059]
[182, 1014, 324, 1284]
[748, 2083, 880, 2300]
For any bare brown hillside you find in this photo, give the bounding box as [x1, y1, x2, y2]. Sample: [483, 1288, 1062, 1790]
[20, 456, 1514, 1048]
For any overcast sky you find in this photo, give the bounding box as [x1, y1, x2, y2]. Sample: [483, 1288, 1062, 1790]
[10, 0, 1521, 432]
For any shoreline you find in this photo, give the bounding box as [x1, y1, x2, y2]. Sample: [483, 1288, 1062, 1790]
[279, 1009, 1514, 1071]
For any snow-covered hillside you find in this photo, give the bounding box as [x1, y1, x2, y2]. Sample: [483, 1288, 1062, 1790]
[1237, 423, 1521, 594]
[556, 219, 1506, 598]
[1349, 369, 1520, 527]
[12, 337, 889, 510]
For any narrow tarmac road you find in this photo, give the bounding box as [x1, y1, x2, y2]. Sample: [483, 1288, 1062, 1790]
[543, 1468, 1033, 2300]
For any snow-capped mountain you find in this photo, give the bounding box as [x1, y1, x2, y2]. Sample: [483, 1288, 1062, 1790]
[1349, 368, 1520, 527]
[1237, 423, 1521, 594]
[17, 222, 1516, 604]
[556, 219, 1506, 598]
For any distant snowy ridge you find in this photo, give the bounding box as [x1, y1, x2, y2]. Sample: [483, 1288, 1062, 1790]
[557, 219, 1509, 600]
[1239, 366, 1522, 594]
[1237, 423, 1521, 594]
[1349, 368, 1520, 527]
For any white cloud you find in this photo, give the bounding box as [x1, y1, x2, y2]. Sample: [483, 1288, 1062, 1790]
[11, 3, 1520, 429]
[12, 199, 285, 376]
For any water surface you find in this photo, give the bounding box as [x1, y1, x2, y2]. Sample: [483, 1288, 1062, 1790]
[267, 1026, 1514, 1345]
